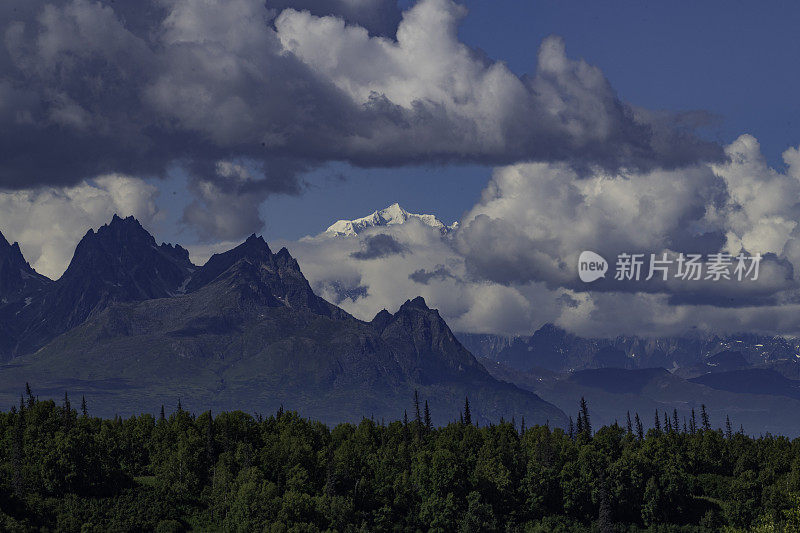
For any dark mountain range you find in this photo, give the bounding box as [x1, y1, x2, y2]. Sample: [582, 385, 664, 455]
[0, 217, 566, 426]
[0, 216, 195, 358]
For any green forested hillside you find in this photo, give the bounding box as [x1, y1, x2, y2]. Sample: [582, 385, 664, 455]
[1, 388, 800, 532]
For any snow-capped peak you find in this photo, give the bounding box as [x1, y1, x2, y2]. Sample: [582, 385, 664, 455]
[325, 203, 458, 237]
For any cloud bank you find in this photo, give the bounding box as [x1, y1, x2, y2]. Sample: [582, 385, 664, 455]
[1, 0, 720, 243]
[287, 135, 800, 338]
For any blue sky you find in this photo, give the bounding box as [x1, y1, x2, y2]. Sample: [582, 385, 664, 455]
[146, 0, 800, 245]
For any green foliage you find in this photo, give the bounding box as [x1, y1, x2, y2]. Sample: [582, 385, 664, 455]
[1, 394, 799, 531]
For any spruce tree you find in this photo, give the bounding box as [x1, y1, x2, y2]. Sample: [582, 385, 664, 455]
[520, 416, 526, 435]
[25, 382, 35, 409]
[160, 405, 165, 421]
[413, 390, 421, 425]
[690, 408, 697, 434]
[701, 404, 710, 430]
[81, 396, 87, 417]
[568, 416, 574, 440]
[403, 409, 408, 426]
[62, 392, 72, 430]
[424, 401, 432, 432]
[177, 398, 182, 412]
[635, 412, 644, 440]
[626, 411, 633, 435]
[664, 411, 671, 433]
[206, 411, 215, 472]
[654, 410, 661, 432]
[464, 396, 472, 425]
[725, 415, 733, 439]
[672, 409, 679, 431]
[580, 397, 591, 435]
[576, 411, 584, 435]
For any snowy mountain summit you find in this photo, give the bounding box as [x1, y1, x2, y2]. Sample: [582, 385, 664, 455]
[325, 203, 458, 237]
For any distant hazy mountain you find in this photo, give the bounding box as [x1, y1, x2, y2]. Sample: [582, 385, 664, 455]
[479, 359, 800, 437]
[325, 203, 458, 236]
[0, 217, 565, 427]
[457, 327, 800, 377]
[461, 325, 800, 436]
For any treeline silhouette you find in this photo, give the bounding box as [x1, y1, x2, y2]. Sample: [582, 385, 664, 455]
[2, 386, 800, 531]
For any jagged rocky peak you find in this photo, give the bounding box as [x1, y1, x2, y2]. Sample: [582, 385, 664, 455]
[370, 308, 394, 333]
[371, 297, 436, 329]
[98, 214, 155, 242]
[242, 233, 272, 254]
[399, 295, 431, 311]
[186, 233, 342, 318]
[186, 234, 272, 292]
[161, 242, 191, 263]
[69, 215, 182, 267]
[58, 214, 194, 298]
[0, 230, 29, 265]
[377, 295, 487, 380]
[0, 228, 51, 300]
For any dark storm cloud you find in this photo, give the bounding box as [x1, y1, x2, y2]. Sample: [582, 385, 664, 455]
[0, 0, 719, 185]
[409, 264, 456, 285]
[350, 234, 407, 260]
[268, 0, 401, 36]
[0, 0, 722, 240]
[0, 0, 356, 190]
[312, 280, 369, 305]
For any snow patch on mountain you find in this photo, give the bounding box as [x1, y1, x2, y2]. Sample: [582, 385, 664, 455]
[325, 203, 458, 237]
